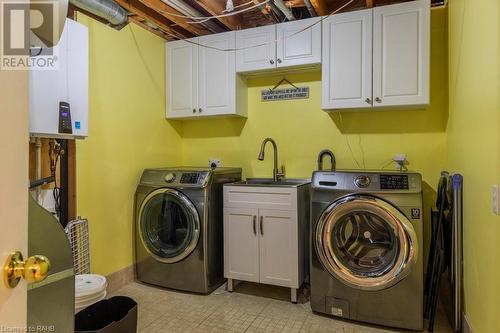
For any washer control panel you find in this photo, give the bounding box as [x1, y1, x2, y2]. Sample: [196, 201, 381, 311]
[164, 173, 176, 183]
[380, 174, 409, 190]
[180, 173, 200, 184]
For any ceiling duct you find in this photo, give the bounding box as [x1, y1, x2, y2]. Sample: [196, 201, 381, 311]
[70, 0, 128, 25]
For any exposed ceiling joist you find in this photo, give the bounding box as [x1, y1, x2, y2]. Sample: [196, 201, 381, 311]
[164, 0, 225, 33]
[273, 0, 296, 20]
[303, 0, 317, 16]
[115, 0, 192, 39]
[188, 0, 241, 30]
[140, 0, 211, 36]
[284, 0, 305, 7]
[129, 16, 167, 38]
[308, 0, 329, 15]
[250, 0, 279, 23]
[106, 0, 425, 41]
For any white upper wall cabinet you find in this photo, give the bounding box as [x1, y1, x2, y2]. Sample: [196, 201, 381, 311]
[276, 17, 321, 68]
[373, 0, 430, 107]
[166, 32, 247, 119]
[166, 38, 198, 118]
[322, 9, 372, 109]
[235, 17, 321, 73]
[198, 31, 237, 116]
[322, 0, 430, 110]
[236, 25, 276, 72]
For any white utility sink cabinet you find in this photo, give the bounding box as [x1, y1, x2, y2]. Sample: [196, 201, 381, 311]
[322, 0, 430, 110]
[223, 184, 310, 303]
[236, 17, 321, 73]
[165, 31, 247, 119]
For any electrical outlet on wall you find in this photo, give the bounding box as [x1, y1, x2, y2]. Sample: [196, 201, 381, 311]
[209, 158, 221, 168]
[492, 185, 499, 215]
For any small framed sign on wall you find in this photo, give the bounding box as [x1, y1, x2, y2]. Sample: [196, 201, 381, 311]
[261, 87, 309, 102]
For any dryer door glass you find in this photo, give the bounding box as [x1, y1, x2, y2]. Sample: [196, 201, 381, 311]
[139, 189, 200, 264]
[315, 195, 418, 291]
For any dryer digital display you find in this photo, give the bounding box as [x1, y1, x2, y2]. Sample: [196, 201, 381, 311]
[380, 175, 409, 190]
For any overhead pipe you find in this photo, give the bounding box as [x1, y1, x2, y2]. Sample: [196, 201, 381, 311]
[69, 0, 128, 25]
[303, 0, 317, 17]
[272, 0, 295, 21]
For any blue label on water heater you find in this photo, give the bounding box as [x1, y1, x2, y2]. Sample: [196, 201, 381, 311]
[75, 121, 81, 129]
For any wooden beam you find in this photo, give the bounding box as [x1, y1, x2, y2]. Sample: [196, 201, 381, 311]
[138, 0, 211, 36]
[366, 0, 374, 7]
[308, 0, 329, 15]
[115, 0, 193, 38]
[191, 0, 241, 30]
[251, 0, 279, 23]
[129, 16, 171, 39]
[284, 0, 306, 7]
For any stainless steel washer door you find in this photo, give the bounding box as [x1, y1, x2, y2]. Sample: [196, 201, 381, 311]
[138, 188, 200, 264]
[315, 195, 418, 291]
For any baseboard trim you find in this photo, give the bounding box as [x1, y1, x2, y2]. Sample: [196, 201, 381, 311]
[106, 265, 134, 294]
[463, 313, 474, 333]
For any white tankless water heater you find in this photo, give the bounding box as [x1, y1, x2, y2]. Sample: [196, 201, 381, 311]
[29, 18, 89, 139]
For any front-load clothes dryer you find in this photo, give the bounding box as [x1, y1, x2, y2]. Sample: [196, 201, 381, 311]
[135, 167, 241, 294]
[310, 171, 423, 330]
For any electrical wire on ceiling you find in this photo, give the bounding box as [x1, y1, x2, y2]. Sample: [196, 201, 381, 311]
[140, 0, 270, 21]
[156, 0, 355, 50]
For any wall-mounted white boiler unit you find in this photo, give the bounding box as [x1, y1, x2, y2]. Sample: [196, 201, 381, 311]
[29, 18, 89, 139]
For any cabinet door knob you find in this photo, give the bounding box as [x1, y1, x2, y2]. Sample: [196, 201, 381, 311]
[365, 98, 372, 104]
[192, 109, 196, 113]
[375, 97, 382, 103]
[277, 58, 282, 64]
[270, 59, 275, 65]
[198, 108, 202, 113]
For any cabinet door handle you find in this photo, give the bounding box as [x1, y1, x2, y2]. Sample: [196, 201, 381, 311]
[375, 97, 382, 103]
[252, 216, 257, 235]
[192, 109, 196, 113]
[277, 58, 282, 64]
[259, 216, 264, 236]
[365, 98, 372, 105]
[270, 59, 275, 65]
[198, 108, 202, 112]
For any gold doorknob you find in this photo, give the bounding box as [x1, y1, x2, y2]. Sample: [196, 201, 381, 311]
[4, 251, 51, 288]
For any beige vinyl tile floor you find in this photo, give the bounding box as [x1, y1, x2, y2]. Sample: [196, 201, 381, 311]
[111, 282, 453, 333]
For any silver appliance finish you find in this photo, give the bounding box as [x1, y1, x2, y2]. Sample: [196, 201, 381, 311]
[135, 167, 241, 294]
[310, 170, 424, 330]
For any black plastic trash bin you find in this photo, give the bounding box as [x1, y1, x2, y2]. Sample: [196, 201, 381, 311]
[75, 296, 137, 333]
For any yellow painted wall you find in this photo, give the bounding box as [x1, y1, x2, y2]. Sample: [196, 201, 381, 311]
[447, 1, 500, 332]
[181, 8, 449, 190]
[75, 15, 182, 276]
[75, 8, 448, 278]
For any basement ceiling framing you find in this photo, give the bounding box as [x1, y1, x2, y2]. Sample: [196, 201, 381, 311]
[74, 0, 444, 40]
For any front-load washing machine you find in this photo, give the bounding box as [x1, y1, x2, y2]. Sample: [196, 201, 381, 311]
[310, 170, 423, 330]
[135, 167, 241, 294]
